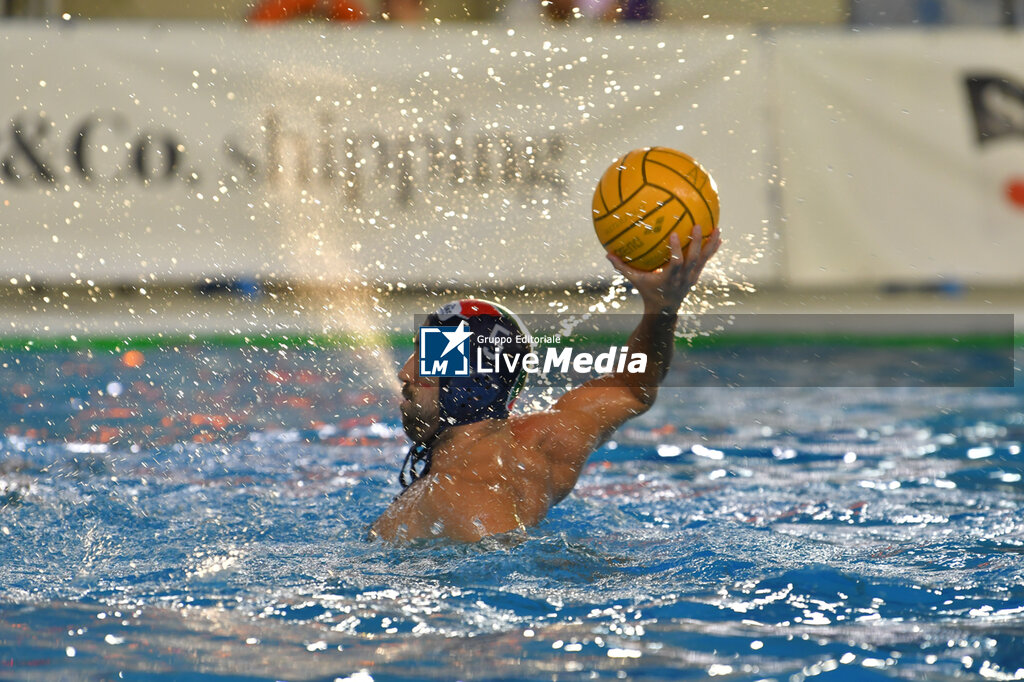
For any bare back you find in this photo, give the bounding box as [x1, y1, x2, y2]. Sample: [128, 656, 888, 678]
[369, 379, 644, 543]
[368, 418, 557, 542]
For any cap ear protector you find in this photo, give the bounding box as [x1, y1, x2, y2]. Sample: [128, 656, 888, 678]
[442, 373, 507, 425]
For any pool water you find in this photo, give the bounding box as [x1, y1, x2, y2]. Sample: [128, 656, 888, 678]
[1, 345, 1022, 680]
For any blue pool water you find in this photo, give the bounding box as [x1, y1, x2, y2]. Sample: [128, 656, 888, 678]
[1, 345, 1022, 680]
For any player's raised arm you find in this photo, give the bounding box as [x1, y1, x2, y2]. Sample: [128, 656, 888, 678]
[529, 223, 721, 484]
[598, 222, 722, 409]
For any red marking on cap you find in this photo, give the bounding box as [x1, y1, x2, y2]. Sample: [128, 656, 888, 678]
[1006, 178, 1024, 209]
[459, 299, 502, 317]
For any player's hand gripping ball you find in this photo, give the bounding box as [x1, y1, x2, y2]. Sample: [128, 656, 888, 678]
[592, 147, 720, 271]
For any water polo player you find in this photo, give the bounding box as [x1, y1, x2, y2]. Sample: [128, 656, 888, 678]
[370, 224, 722, 542]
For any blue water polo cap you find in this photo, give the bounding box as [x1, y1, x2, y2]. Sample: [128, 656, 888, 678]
[424, 298, 533, 428]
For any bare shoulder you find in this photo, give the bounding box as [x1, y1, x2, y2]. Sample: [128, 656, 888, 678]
[507, 387, 626, 454]
[506, 410, 561, 447]
[505, 408, 604, 501]
[507, 409, 596, 454]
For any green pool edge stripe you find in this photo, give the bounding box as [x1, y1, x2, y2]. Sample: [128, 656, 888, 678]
[0, 333, 373, 352]
[1, 331, 1021, 352]
[675, 331, 1021, 350]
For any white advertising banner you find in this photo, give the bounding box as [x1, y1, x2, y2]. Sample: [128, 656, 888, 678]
[0, 24, 773, 287]
[776, 30, 1024, 286]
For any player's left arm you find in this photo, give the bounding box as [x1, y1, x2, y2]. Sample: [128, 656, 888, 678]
[532, 224, 722, 484]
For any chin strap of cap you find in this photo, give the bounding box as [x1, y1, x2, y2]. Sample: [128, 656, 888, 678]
[399, 436, 437, 490]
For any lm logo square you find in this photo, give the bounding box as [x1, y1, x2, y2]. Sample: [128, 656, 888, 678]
[418, 322, 471, 377]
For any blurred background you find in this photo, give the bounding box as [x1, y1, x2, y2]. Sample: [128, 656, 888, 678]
[2, 0, 1024, 338]
[4, 0, 1024, 24]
